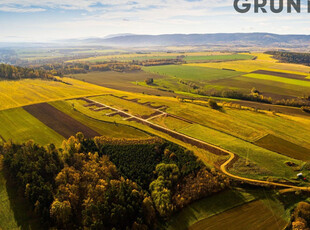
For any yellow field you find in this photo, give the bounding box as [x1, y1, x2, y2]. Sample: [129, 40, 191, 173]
[0, 77, 117, 110]
[187, 53, 310, 76]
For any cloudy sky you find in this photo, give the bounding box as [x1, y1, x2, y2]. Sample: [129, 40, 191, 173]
[0, 0, 310, 42]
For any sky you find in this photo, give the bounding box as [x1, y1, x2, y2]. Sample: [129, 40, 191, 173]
[0, 0, 310, 42]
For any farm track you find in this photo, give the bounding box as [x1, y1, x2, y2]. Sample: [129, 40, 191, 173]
[23, 103, 101, 139]
[83, 97, 310, 190]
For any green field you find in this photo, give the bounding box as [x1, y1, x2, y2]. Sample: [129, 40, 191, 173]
[184, 54, 253, 62]
[255, 134, 310, 161]
[49, 100, 150, 139]
[167, 189, 256, 230]
[189, 200, 287, 230]
[0, 107, 64, 146]
[143, 65, 243, 81]
[244, 73, 310, 87]
[91, 95, 156, 117]
[69, 71, 175, 96]
[0, 77, 115, 111]
[139, 53, 310, 100]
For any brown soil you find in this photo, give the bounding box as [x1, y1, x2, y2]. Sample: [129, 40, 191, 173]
[23, 103, 101, 138]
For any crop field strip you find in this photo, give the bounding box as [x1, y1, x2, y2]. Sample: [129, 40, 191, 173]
[167, 189, 257, 230]
[254, 134, 310, 161]
[50, 100, 150, 139]
[251, 69, 309, 80]
[0, 77, 117, 111]
[0, 107, 65, 146]
[23, 103, 101, 138]
[70, 52, 246, 63]
[188, 200, 287, 230]
[70, 71, 178, 97]
[143, 65, 244, 82]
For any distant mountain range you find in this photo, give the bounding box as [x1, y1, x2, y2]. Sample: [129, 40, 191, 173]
[64, 33, 310, 48]
[1, 33, 310, 49]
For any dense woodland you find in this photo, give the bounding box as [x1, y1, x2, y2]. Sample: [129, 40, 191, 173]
[266, 51, 310, 66]
[0, 63, 55, 80]
[1, 133, 229, 229]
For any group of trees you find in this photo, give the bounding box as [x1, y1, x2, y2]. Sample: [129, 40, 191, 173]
[302, 106, 310, 113]
[132, 59, 185, 66]
[0, 63, 55, 80]
[266, 51, 310, 66]
[275, 98, 310, 108]
[1, 133, 229, 229]
[197, 88, 273, 104]
[289, 201, 310, 230]
[179, 79, 199, 89]
[38, 62, 142, 76]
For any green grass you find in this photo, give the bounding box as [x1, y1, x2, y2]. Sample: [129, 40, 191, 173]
[189, 200, 287, 230]
[0, 107, 64, 146]
[255, 134, 310, 162]
[143, 65, 243, 82]
[244, 73, 310, 88]
[184, 54, 253, 62]
[50, 100, 150, 139]
[167, 189, 256, 230]
[0, 77, 114, 111]
[86, 55, 179, 63]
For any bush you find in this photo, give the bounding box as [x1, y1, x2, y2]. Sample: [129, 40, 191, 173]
[208, 99, 219, 109]
[145, 78, 154, 85]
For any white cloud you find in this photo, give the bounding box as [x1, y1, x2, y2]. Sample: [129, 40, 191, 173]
[0, 6, 45, 12]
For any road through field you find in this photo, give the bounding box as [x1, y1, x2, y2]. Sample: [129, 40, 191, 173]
[85, 97, 310, 191]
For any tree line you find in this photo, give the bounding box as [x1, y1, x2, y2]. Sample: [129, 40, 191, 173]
[0, 63, 56, 80]
[1, 133, 229, 229]
[266, 51, 310, 66]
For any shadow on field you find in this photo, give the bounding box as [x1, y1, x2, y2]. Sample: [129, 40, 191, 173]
[4, 171, 43, 230]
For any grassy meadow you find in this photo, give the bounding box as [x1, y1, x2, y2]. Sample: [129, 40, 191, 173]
[0, 77, 116, 111]
[188, 200, 287, 230]
[167, 189, 256, 230]
[184, 54, 253, 62]
[0, 107, 64, 146]
[70, 52, 238, 63]
[187, 53, 310, 75]
[143, 65, 243, 81]
[139, 52, 310, 99]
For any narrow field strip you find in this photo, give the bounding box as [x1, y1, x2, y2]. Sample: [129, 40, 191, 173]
[23, 103, 100, 138]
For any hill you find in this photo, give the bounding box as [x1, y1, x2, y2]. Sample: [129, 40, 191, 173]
[69, 33, 310, 48]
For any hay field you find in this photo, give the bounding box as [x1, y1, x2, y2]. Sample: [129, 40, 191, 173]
[0, 77, 115, 111]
